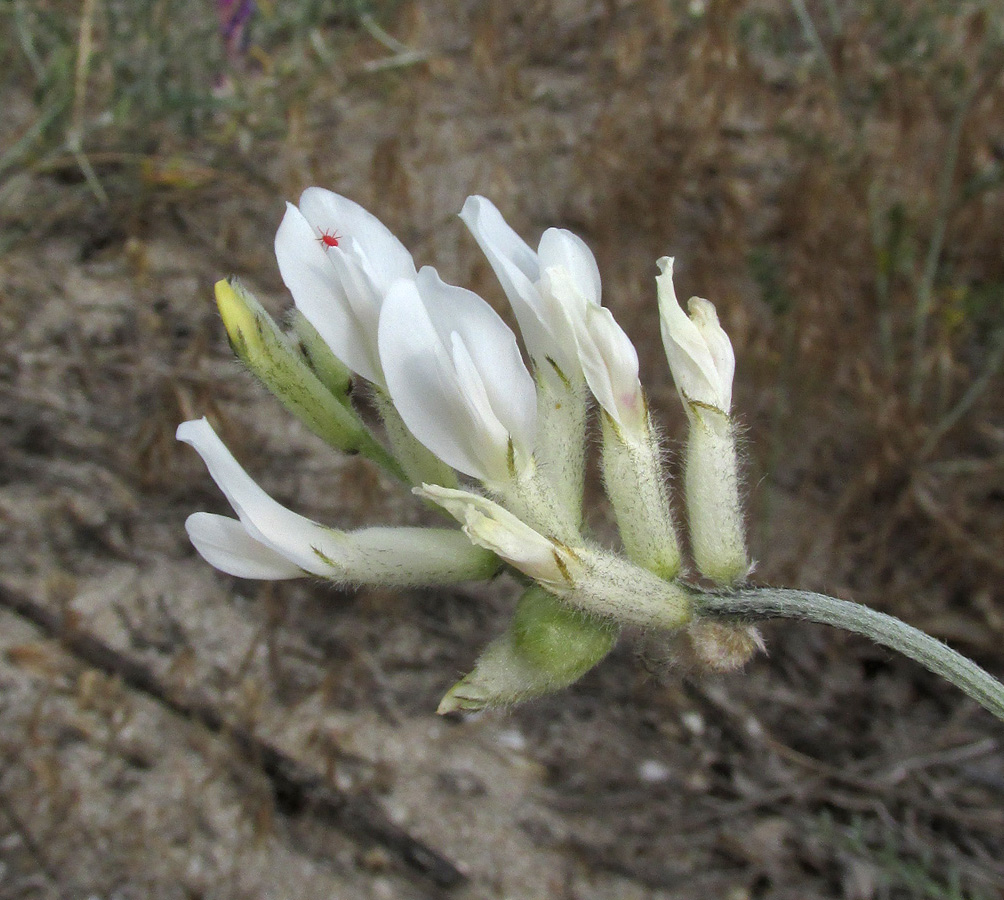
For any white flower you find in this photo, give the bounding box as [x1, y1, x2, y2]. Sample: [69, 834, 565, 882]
[462, 196, 646, 434]
[415, 485, 580, 591]
[177, 418, 497, 584]
[459, 195, 600, 379]
[418, 484, 693, 630]
[377, 266, 537, 485]
[274, 188, 418, 388]
[657, 257, 735, 414]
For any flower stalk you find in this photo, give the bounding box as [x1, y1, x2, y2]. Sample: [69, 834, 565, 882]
[699, 588, 1004, 722]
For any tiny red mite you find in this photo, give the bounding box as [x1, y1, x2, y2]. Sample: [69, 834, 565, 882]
[317, 228, 341, 248]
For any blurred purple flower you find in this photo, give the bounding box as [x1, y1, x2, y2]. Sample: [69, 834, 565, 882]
[218, 0, 255, 61]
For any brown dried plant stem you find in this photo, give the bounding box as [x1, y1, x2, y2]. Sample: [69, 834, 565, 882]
[699, 587, 1004, 723]
[0, 581, 466, 890]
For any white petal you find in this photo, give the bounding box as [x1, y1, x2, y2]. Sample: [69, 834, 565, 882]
[538, 228, 602, 307]
[176, 417, 347, 576]
[689, 297, 735, 412]
[656, 257, 726, 410]
[379, 280, 490, 479]
[450, 332, 512, 457]
[296, 187, 417, 296]
[379, 271, 537, 482]
[179, 419, 499, 585]
[185, 512, 305, 579]
[416, 268, 537, 463]
[459, 195, 539, 283]
[274, 202, 382, 384]
[460, 196, 559, 369]
[416, 485, 565, 587]
[576, 303, 645, 433]
[322, 239, 386, 384]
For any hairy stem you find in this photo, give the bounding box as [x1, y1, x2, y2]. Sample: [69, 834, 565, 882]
[697, 587, 1004, 722]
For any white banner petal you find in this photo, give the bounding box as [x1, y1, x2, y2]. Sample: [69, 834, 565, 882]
[538, 228, 602, 307]
[379, 280, 488, 479]
[416, 267, 537, 461]
[459, 195, 560, 369]
[275, 202, 380, 384]
[177, 417, 345, 575]
[296, 187, 417, 295]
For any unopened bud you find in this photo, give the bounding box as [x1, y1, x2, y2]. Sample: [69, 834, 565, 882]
[215, 278, 402, 477]
[288, 309, 353, 401]
[438, 586, 617, 713]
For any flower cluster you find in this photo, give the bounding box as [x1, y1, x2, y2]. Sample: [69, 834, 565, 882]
[180, 189, 756, 712]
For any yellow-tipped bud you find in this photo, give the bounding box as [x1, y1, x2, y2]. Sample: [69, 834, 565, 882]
[215, 278, 262, 358]
[214, 278, 403, 478]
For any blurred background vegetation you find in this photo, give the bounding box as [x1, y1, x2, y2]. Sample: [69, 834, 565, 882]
[1, 1, 1003, 896]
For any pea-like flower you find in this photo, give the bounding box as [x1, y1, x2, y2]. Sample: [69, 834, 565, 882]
[378, 266, 538, 486]
[417, 484, 692, 630]
[178, 417, 498, 585]
[460, 196, 601, 379]
[274, 188, 418, 387]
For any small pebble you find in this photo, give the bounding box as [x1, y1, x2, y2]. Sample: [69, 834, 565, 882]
[681, 711, 705, 735]
[496, 728, 526, 752]
[637, 759, 671, 783]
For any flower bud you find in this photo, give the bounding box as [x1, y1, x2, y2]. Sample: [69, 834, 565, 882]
[655, 259, 747, 583]
[657, 257, 734, 415]
[214, 278, 400, 475]
[437, 586, 617, 713]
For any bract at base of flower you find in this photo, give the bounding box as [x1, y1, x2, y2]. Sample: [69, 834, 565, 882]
[678, 620, 765, 673]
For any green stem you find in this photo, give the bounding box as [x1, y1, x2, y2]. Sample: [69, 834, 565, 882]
[697, 587, 1004, 722]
